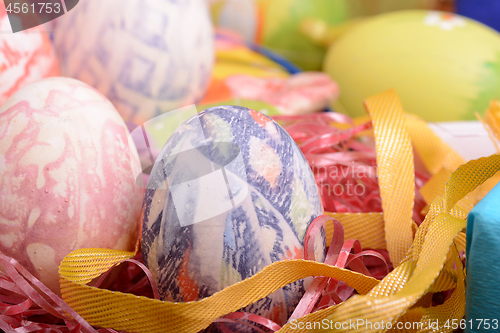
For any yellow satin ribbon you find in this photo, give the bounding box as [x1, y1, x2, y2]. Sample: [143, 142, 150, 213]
[478, 99, 500, 153]
[59, 90, 500, 333]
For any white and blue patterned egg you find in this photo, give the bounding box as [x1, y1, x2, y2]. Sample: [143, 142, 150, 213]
[53, 0, 214, 125]
[141, 105, 324, 325]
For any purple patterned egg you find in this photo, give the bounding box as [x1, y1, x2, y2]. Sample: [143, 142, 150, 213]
[53, 0, 214, 125]
[141, 105, 323, 325]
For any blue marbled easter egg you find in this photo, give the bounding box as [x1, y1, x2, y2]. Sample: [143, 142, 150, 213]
[141, 106, 323, 325]
[53, 0, 214, 124]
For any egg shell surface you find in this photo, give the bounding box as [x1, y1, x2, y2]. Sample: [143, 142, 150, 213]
[324, 10, 500, 121]
[258, 0, 439, 71]
[0, 6, 59, 105]
[259, 0, 348, 71]
[0, 77, 143, 294]
[141, 105, 324, 325]
[53, 0, 215, 125]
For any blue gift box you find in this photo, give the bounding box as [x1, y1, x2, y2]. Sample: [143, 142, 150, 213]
[457, 0, 500, 33]
[466, 180, 500, 332]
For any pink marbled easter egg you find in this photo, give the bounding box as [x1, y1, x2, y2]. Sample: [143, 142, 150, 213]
[0, 77, 143, 294]
[0, 5, 59, 105]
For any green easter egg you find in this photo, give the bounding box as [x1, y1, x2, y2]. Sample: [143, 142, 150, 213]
[260, 0, 349, 71]
[324, 10, 500, 121]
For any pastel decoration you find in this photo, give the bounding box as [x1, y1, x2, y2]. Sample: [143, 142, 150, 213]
[200, 30, 339, 115]
[222, 72, 339, 115]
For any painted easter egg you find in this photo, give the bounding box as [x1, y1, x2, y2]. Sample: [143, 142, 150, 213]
[0, 77, 143, 294]
[0, 5, 59, 105]
[141, 106, 324, 325]
[53, 0, 214, 125]
[324, 10, 500, 121]
[256, 0, 439, 71]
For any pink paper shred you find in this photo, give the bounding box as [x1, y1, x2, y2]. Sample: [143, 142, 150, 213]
[213, 214, 389, 332]
[0, 112, 431, 332]
[0, 252, 155, 333]
[272, 113, 428, 225]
